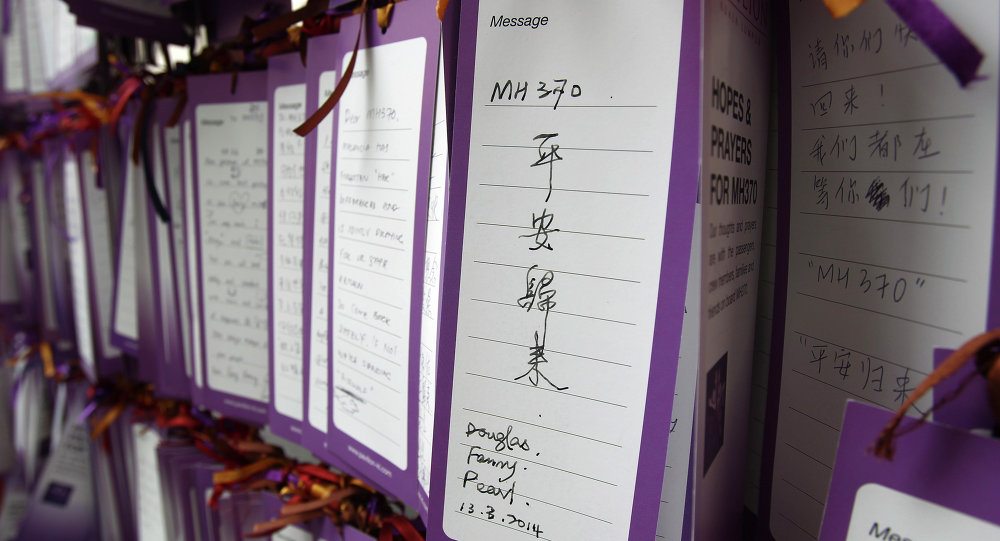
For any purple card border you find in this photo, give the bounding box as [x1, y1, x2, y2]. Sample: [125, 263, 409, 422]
[300, 31, 343, 461]
[267, 52, 308, 441]
[7, 153, 39, 330]
[425, 1, 700, 539]
[159, 110, 195, 396]
[109, 109, 141, 356]
[176, 107, 208, 406]
[72, 134, 126, 377]
[41, 139, 77, 344]
[150, 97, 190, 398]
[820, 401, 1000, 540]
[324, 1, 439, 505]
[187, 71, 271, 424]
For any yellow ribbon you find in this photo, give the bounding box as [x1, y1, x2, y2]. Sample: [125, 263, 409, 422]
[90, 400, 127, 439]
[38, 342, 54, 378]
[36, 91, 110, 125]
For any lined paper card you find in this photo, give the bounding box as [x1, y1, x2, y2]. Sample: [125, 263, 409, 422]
[78, 145, 122, 373]
[769, 2, 1000, 539]
[190, 72, 270, 421]
[133, 424, 168, 541]
[63, 146, 96, 376]
[327, 3, 439, 497]
[182, 118, 206, 396]
[149, 103, 187, 397]
[429, 1, 698, 540]
[162, 119, 192, 382]
[112, 137, 141, 354]
[269, 54, 308, 433]
[655, 208, 700, 541]
[303, 32, 340, 455]
[417, 47, 448, 512]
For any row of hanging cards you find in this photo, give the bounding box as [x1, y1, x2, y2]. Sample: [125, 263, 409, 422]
[760, 1, 1000, 540]
[425, 1, 700, 540]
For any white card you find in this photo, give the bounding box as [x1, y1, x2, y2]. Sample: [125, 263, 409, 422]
[771, 2, 1000, 539]
[195, 100, 270, 402]
[306, 69, 337, 434]
[183, 119, 205, 389]
[329, 36, 428, 469]
[439, 2, 686, 540]
[78, 150, 121, 365]
[62, 152, 96, 374]
[271, 82, 308, 421]
[132, 425, 168, 541]
[113, 146, 140, 345]
[417, 46, 447, 501]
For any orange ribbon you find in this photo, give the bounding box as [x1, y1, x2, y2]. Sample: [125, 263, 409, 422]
[873, 328, 1000, 459]
[90, 400, 127, 439]
[822, 0, 867, 18]
[38, 342, 54, 378]
[293, 0, 368, 136]
[436, 0, 449, 21]
[213, 457, 287, 485]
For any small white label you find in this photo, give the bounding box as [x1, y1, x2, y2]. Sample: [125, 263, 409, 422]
[846, 483, 1000, 540]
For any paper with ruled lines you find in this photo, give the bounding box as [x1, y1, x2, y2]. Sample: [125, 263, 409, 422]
[195, 100, 270, 406]
[272, 81, 308, 421]
[770, 2, 1000, 540]
[113, 144, 140, 347]
[63, 155, 95, 374]
[307, 68, 338, 434]
[418, 46, 448, 506]
[438, 2, 688, 540]
[163, 124, 192, 380]
[78, 150, 121, 368]
[183, 119, 205, 390]
[329, 36, 428, 470]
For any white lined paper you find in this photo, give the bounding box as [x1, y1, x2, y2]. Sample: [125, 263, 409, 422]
[770, 2, 1000, 539]
[329, 37, 428, 469]
[272, 82, 308, 420]
[440, 3, 685, 540]
[195, 101, 270, 402]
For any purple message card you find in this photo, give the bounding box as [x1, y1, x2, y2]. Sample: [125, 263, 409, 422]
[820, 401, 1000, 540]
[268, 52, 309, 441]
[159, 102, 198, 397]
[324, 0, 440, 503]
[110, 108, 142, 357]
[425, 1, 700, 540]
[146, 97, 190, 398]
[187, 71, 271, 423]
[72, 137, 125, 377]
[300, 31, 343, 462]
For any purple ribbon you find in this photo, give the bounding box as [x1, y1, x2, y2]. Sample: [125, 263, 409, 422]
[884, 0, 983, 86]
[76, 400, 98, 425]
